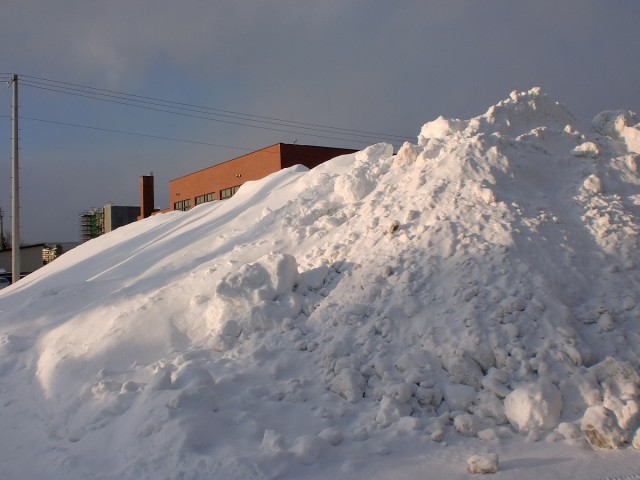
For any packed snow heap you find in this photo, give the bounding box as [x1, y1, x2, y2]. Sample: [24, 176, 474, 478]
[1, 88, 639, 479]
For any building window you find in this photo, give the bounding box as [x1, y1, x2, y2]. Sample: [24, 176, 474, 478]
[220, 185, 241, 200]
[195, 192, 215, 205]
[174, 199, 191, 211]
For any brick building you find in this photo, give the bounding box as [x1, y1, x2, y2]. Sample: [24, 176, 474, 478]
[168, 143, 356, 211]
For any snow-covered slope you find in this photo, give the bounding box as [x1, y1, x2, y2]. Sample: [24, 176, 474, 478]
[1, 88, 640, 479]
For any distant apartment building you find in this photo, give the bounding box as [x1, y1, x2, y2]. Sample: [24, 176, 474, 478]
[0, 244, 48, 274]
[80, 205, 140, 242]
[0, 242, 77, 276]
[168, 143, 356, 211]
[42, 244, 62, 264]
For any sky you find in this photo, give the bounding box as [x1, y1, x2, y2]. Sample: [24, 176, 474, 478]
[0, 0, 639, 243]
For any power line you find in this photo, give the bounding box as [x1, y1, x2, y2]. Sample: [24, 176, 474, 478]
[22, 76, 407, 144]
[20, 80, 405, 144]
[21, 82, 385, 146]
[20, 115, 259, 152]
[20, 74, 411, 141]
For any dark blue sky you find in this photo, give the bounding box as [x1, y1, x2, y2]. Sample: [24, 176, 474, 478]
[1, 0, 639, 242]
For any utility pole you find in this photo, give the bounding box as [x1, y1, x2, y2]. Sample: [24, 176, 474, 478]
[0, 207, 5, 251]
[8, 74, 20, 283]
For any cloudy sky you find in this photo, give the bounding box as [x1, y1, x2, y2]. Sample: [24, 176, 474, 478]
[1, 0, 639, 244]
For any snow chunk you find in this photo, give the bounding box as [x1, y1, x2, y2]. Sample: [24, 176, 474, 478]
[355, 142, 394, 163]
[385, 382, 412, 403]
[334, 143, 392, 202]
[592, 358, 640, 403]
[172, 363, 215, 390]
[290, 434, 325, 465]
[478, 428, 498, 442]
[376, 396, 412, 427]
[261, 429, 285, 452]
[558, 422, 581, 440]
[475, 185, 496, 205]
[419, 116, 465, 142]
[334, 171, 375, 203]
[582, 174, 603, 194]
[443, 383, 476, 411]
[208, 253, 299, 336]
[299, 264, 329, 291]
[571, 142, 599, 157]
[393, 142, 421, 168]
[467, 453, 499, 474]
[481, 87, 575, 136]
[504, 382, 563, 433]
[215, 252, 299, 305]
[482, 368, 511, 398]
[318, 427, 343, 446]
[415, 386, 443, 407]
[618, 400, 640, 431]
[329, 368, 365, 403]
[454, 413, 478, 437]
[431, 429, 445, 442]
[581, 406, 627, 449]
[632, 428, 640, 449]
[593, 110, 640, 154]
[443, 354, 483, 389]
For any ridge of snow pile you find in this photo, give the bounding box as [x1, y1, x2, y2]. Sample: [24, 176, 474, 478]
[1, 88, 640, 479]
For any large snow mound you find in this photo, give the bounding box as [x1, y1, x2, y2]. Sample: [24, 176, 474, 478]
[1, 87, 640, 479]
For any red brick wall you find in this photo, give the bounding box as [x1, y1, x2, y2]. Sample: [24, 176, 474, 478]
[168, 143, 357, 210]
[280, 144, 357, 170]
[169, 144, 282, 209]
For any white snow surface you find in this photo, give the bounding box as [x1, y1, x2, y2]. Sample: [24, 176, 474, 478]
[2, 88, 640, 479]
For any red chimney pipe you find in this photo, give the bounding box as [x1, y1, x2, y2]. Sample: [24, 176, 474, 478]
[139, 175, 155, 220]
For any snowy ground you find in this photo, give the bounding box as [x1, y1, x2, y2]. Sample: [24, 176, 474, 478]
[1, 88, 640, 479]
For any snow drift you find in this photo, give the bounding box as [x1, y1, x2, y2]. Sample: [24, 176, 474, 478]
[1, 88, 640, 479]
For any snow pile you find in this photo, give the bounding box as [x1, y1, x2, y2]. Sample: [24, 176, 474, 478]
[1, 88, 640, 479]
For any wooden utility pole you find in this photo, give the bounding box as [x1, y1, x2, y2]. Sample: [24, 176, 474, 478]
[0, 207, 5, 251]
[9, 74, 20, 283]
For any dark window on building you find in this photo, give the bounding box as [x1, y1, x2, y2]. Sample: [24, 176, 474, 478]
[174, 199, 191, 211]
[195, 192, 215, 205]
[220, 185, 241, 200]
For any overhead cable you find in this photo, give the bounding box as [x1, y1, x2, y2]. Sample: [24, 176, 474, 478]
[20, 115, 260, 151]
[20, 82, 383, 146]
[18, 74, 412, 144]
[20, 74, 410, 140]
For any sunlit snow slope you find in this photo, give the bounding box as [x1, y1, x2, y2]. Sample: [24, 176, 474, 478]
[1, 88, 640, 480]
